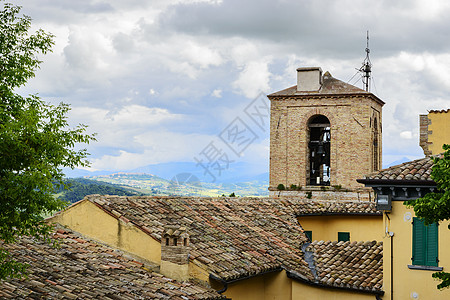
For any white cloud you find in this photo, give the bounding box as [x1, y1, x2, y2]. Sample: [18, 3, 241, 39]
[211, 89, 222, 98]
[400, 131, 414, 139]
[91, 132, 218, 170]
[11, 0, 450, 176]
[232, 60, 272, 98]
[182, 42, 223, 68]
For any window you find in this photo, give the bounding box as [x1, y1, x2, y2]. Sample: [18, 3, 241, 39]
[304, 231, 312, 241]
[412, 217, 438, 267]
[338, 232, 350, 242]
[373, 117, 379, 171]
[308, 115, 331, 186]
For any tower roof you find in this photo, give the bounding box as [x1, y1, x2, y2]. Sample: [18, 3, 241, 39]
[268, 72, 384, 105]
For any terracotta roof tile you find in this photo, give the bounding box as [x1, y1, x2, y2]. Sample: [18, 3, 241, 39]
[309, 240, 383, 292]
[360, 155, 438, 183]
[428, 109, 450, 113]
[0, 228, 224, 299]
[268, 73, 368, 97]
[72, 195, 383, 294]
[289, 199, 381, 215]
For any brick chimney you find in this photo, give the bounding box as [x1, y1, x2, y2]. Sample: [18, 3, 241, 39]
[160, 225, 190, 281]
[297, 67, 323, 92]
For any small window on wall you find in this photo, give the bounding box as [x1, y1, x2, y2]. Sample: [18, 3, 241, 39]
[338, 232, 350, 242]
[412, 217, 438, 267]
[304, 231, 312, 241]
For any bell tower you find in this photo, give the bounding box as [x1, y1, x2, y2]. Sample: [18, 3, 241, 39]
[268, 67, 384, 197]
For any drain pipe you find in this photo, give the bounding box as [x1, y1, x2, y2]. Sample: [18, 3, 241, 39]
[390, 230, 394, 300]
[386, 211, 394, 300]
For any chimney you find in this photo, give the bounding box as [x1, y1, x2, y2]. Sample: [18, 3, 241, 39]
[160, 225, 190, 281]
[297, 67, 323, 92]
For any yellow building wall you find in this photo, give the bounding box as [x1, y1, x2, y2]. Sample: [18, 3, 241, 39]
[382, 201, 450, 300]
[291, 280, 376, 300]
[428, 111, 450, 155]
[221, 270, 376, 300]
[223, 270, 292, 300]
[48, 200, 161, 264]
[298, 215, 383, 242]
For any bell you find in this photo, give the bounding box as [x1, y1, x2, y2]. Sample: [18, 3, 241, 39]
[317, 143, 324, 155]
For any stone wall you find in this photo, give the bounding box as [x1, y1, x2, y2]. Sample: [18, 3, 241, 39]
[269, 93, 383, 191]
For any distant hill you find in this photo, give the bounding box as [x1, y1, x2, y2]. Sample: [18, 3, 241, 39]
[64, 161, 269, 184]
[55, 178, 149, 203]
[90, 172, 269, 197]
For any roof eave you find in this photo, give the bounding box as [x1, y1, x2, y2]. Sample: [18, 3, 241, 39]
[286, 270, 385, 296]
[268, 91, 385, 106]
[356, 179, 436, 187]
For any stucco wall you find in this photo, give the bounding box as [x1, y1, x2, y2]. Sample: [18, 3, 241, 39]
[428, 111, 450, 155]
[291, 280, 376, 300]
[48, 200, 161, 263]
[298, 215, 383, 242]
[221, 270, 378, 300]
[382, 201, 450, 299]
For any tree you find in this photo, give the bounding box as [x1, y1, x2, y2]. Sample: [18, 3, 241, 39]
[405, 144, 450, 289]
[0, 2, 95, 279]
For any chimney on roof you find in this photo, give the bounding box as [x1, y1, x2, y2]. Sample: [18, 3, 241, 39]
[160, 225, 190, 282]
[297, 67, 323, 92]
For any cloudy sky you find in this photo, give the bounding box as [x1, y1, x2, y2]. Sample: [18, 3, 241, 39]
[13, 0, 450, 180]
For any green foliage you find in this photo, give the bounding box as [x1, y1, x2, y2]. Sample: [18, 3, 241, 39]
[332, 185, 342, 191]
[229, 192, 236, 197]
[277, 184, 285, 190]
[0, 2, 95, 279]
[405, 144, 450, 289]
[55, 178, 143, 203]
[290, 184, 297, 190]
[306, 191, 312, 199]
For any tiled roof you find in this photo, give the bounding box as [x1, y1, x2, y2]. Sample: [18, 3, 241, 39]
[89, 196, 312, 282]
[359, 156, 436, 183]
[290, 199, 381, 216]
[71, 195, 383, 294]
[308, 240, 383, 292]
[0, 227, 223, 299]
[429, 109, 450, 114]
[269, 73, 369, 97]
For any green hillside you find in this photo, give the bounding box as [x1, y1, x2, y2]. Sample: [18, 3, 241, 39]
[91, 173, 269, 197]
[55, 178, 150, 203]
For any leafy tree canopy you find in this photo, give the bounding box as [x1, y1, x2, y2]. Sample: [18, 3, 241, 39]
[0, 2, 95, 279]
[405, 144, 450, 289]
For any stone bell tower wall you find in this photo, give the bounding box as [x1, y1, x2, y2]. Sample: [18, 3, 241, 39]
[269, 92, 383, 192]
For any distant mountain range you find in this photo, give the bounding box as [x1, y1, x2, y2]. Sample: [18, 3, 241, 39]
[64, 161, 269, 184]
[61, 161, 269, 199]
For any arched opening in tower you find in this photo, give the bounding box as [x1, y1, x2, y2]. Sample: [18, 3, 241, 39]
[308, 115, 331, 186]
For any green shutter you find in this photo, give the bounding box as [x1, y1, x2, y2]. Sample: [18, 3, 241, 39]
[412, 217, 426, 265]
[412, 217, 438, 267]
[426, 223, 438, 267]
[304, 231, 312, 241]
[338, 232, 350, 242]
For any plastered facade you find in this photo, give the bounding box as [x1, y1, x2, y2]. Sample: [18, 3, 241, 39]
[382, 201, 450, 300]
[420, 110, 450, 156]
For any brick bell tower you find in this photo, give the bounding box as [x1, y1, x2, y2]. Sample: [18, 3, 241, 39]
[268, 67, 384, 197]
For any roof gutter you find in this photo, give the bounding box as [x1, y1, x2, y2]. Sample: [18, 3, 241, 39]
[209, 267, 283, 294]
[297, 212, 382, 217]
[356, 179, 436, 186]
[285, 270, 385, 296]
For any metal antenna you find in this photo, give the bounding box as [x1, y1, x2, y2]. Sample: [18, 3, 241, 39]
[359, 31, 372, 92]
